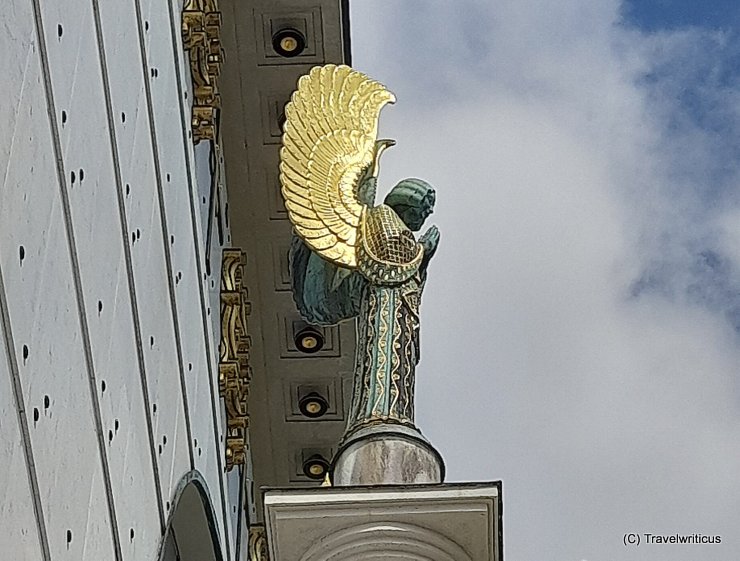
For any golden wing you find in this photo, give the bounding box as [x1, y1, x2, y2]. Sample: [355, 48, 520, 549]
[280, 64, 396, 268]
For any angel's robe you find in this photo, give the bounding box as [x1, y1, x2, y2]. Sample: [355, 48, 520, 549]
[291, 236, 424, 437]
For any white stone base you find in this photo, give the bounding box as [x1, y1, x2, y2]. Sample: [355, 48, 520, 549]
[263, 482, 503, 561]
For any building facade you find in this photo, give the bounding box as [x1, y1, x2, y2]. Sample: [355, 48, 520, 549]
[1, 1, 501, 559]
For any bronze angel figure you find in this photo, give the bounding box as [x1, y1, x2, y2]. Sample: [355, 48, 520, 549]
[280, 64, 440, 442]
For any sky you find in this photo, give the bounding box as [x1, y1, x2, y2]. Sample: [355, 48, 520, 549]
[350, 2, 740, 560]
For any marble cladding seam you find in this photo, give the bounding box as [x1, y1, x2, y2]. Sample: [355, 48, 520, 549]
[0, 259, 50, 560]
[132, 0, 196, 476]
[172, 21, 232, 561]
[136, 0, 231, 553]
[32, 0, 123, 558]
[0, 4, 50, 557]
[165, 0, 233, 554]
[90, 0, 166, 532]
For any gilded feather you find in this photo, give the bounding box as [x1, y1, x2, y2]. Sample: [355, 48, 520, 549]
[279, 64, 395, 268]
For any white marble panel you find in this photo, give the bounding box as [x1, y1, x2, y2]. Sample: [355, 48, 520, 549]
[0, 4, 115, 558]
[265, 483, 503, 561]
[0, 289, 43, 559]
[139, 0, 230, 551]
[95, 0, 193, 527]
[40, 0, 170, 559]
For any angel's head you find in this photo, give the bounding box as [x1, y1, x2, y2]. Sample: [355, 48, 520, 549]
[384, 178, 436, 232]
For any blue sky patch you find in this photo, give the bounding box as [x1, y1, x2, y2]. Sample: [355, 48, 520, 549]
[623, 0, 740, 31]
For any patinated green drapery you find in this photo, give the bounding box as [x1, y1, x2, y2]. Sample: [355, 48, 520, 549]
[290, 179, 437, 443]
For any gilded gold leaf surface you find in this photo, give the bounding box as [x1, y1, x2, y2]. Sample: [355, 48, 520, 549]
[280, 65, 395, 268]
[219, 249, 251, 471]
[182, 0, 223, 143]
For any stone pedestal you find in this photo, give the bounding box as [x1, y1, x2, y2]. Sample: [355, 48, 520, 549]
[263, 482, 503, 561]
[332, 424, 444, 486]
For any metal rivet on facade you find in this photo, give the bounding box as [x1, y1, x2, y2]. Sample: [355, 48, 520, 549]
[108, 430, 113, 443]
[149, 336, 154, 348]
[125, 183, 130, 196]
[114, 419, 119, 432]
[66, 529, 72, 546]
[22, 345, 29, 363]
[70, 170, 75, 184]
[130, 528, 135, 542]
[145, 20, 149, 31]
[33, 408, 39, 424]
[121, 112, 126, 123]
[79, 168, 84, 182]
[101, 380, 106, 393]
[97, 300, 103, 315]
[166, 173, 171, 182]
[57, 24, 63, 38]
[19, 245, 25, 265]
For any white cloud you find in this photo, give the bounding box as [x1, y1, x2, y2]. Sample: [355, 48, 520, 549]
[352, 2, 740, 560]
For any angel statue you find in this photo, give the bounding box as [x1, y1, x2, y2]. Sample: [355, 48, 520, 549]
[281, 65, 443, 484]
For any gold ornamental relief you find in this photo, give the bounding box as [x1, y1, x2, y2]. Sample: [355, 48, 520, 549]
[182, 0, 223, 143]
[219, 249, 251, 471]
[249, 525, 269, 560]
[220, 249, 251, 369]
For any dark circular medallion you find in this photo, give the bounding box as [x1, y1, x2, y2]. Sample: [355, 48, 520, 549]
[272, 28, 306, 58]
[295, 326, 324, 353]
[302, 454, 330, 479]
[299, 392, 329, 418]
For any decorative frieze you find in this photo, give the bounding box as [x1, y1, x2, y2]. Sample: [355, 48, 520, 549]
[219, 249, 251, 471]
[182, 0, 223, 143]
